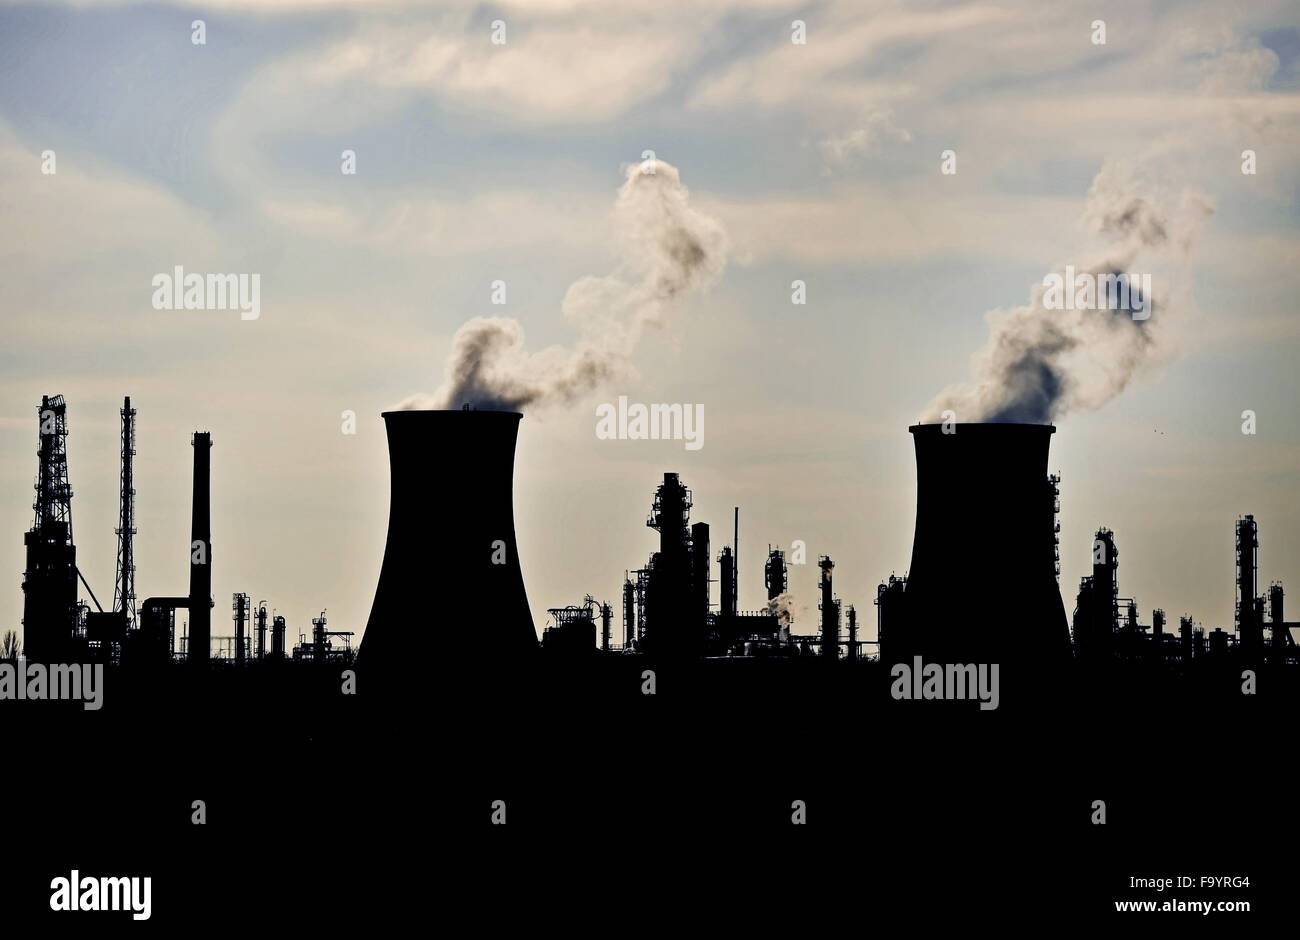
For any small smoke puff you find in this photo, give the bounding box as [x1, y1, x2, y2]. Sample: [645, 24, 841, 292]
[766, 592, 804, 627]
[818, 106, 912, 168]
[409, 160, 728, 412]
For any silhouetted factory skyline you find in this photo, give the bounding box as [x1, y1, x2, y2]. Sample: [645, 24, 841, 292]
[554, 433, 1298, 669]
[11, 395, 1300, 675]
[18, 394, 354, 668]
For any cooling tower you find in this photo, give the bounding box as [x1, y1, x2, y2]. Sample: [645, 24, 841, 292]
[899, 423, 1070, 669]
[359, 410, 537, 680]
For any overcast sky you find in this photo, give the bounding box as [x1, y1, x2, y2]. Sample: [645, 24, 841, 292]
[1, 0, 1298, 653]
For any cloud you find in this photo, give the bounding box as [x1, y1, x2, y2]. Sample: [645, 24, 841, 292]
[297, 14, 705, 124]
[260, 189, 607, 257]
[818, 105, 912, 168]
[688, 3, 1008, 112]
[0, 122, 224, 338]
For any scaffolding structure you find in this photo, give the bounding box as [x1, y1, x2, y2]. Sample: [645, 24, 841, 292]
[113, 396, 138, 630]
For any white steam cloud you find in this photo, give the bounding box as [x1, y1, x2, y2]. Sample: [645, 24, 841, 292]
[404, 160, 728, 411]
[923, 162, 1214, 424]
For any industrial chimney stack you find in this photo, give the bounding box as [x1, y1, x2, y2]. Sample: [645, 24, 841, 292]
[1236, 515, 1261, 657]
[818, 555, 838, 659]
[188, 432, 212, 666]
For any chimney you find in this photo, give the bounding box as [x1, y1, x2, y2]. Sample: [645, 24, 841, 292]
[233, 593, 249, 667]
[847, 604, 858, 662]
[188, 432, 212, 666]
[1152, 608, 1165, 663]
[359, 410, 537, 680]
[900, 423, 1070, 670]
[691, 522, 710, 629]
[623, 576, 635, 650]
[1236, 515, 1261, 656]
[818, 555, 837, 659]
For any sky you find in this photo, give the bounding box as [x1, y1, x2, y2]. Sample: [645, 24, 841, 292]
[1, 0, 1298, 654]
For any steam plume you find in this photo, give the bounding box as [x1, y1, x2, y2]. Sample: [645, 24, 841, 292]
[923, 163, 1212, 424]
[404, 160, 727, 411]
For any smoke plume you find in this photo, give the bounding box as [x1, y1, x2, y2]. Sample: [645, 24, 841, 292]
[404, 160, 728, 411]
[923, 163, 1213, 424]
[766, 592, 805, 628]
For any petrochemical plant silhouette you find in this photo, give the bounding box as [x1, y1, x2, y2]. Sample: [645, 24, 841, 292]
[9, 392, 1298, 911]
[13, 394, 1299, 687]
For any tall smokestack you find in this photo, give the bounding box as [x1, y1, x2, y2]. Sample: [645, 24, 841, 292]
[359, 410, 537, 681]
[900, 424, 1070, 673]
[623, 575, 635, 651]
[818, 556, 837, 660]
[233, 593, 249, 667]
[1236, 515, 1261, 657]
[733, 507, 739, 614]
[691, 522, 710, 629]
[188, 432, 212, 666]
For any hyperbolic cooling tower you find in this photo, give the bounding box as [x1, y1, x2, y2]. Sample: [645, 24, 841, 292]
[359, 410, 537, 679]
[900, 423, 1070, 668]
